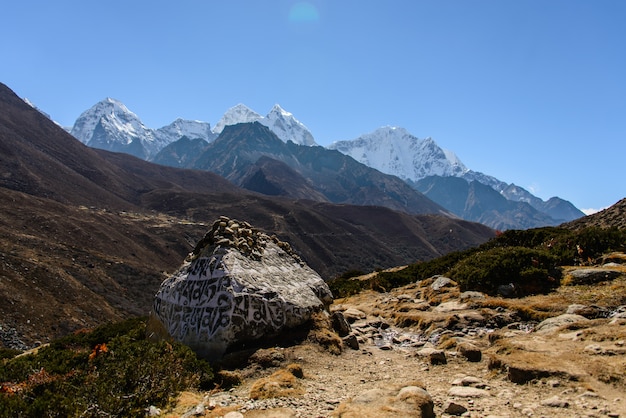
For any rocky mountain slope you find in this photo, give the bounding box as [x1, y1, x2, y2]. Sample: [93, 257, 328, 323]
[0, 82, 494, 348]
[185, 122, 449, 216]
[332, 126, 584, 229]
[414, 175, 558, 230]
[564, 197, 626, 230]
[67, 98, 584, 230]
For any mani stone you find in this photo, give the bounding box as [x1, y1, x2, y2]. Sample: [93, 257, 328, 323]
[147, 217, 333, 360]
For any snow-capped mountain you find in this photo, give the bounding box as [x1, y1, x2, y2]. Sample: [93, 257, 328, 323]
[69, 98, 215, 160]
[327, 126, 585, 226]
[262, 104, 317, 146]
[212, 104, 262, 134]
[66, 98, 583, 228]
[155, 118, 216, 145]
[212, 103, 317, 146]
[328, 126, 467, 182]
[70, 98, 162, 159]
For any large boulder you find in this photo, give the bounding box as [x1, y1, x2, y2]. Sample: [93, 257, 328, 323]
[147, 216, 333, 360]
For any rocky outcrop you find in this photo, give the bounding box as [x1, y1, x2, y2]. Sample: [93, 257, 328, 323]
[147, 217, 333, 359]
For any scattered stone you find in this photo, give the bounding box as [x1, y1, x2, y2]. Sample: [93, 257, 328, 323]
[342, 308, 367, 323]
[565, 268, 622, 285]
[451, 376, 484, 387]
[331, 311, 351, 337]
[534, 314, 590, 334]
[430, 276, 456, 291]
[417, 347, 447, 365]
[223, 412, 244, 418]
[433, 301, 468, 313]
[578, 391, 601, 399]
[566, 303, 609, 318]
[505, 367, 536, 385]
[456, 342, 482, 362]
[447, 386, 490, 398]
[443, 401, 468, 415]
[540, 395, 569, 408]
[459, 291, 485, 301]
[497, 283, 517, 297]
[342, 334, 359, 350]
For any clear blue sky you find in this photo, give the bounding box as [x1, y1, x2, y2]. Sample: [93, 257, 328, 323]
[2, 1, 624, 213]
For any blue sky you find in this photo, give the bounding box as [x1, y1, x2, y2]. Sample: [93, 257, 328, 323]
[2, 1, 624, 213]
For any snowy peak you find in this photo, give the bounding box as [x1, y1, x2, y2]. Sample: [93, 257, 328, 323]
[328, 126, 468, 182]
[69, 99, 216, 160]
[212, 103, 318, 146]
[212, 104, 262, 134]
[70, 97, 153, 146]
[261, 104, 317, 146]
[156, 118, 216, 144]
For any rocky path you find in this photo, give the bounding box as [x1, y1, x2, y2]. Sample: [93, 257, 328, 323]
[164, 272, 626, 418]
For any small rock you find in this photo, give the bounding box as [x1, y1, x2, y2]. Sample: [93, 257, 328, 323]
[566, 268, 621, 285]
[331, 311, 351, 337]
[343, 334, 359, 350]
[433, 301, 468, 313]
[497, 283, 517, 297]
[443, 401, 468, 415]
[378, 343, 393, 351]
[223, 412, 244, 418]
[342, 307, 367, 323]
[417, 347, 447, 365]
[448, 386, 490, 398]
[459, 291, 485, 301]
[451, 376, 483, 387]
[457, 342, 482, 362]
[430, 276, 456, 291]
[578, 391, 601, 398]
[534, 314, 590, 334]
[540, 395, 569, 408]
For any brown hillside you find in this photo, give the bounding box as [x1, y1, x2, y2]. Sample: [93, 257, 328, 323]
[0, 83, 494, 347]
[563, 197, 626, 230]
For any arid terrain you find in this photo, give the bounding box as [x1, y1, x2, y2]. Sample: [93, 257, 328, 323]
[160, 263, 626, 418]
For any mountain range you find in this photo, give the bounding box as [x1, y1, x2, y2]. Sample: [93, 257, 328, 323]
[64, 98, 584, 229]
[0, 82, 494, 346]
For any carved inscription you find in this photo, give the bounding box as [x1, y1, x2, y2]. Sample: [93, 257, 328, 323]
[153, 254, 296, 344]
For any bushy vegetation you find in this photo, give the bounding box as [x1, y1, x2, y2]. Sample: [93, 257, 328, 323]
[449, 246, 561, 294]
[0, 317, 213, 417]
[328, 269, 367, 298]
[331, 226, 626, 297]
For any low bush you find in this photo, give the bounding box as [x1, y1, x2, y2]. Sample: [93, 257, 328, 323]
[449, 246, 561, 295]
[0, 317, 213, 417]
[328, 270, 367, 298]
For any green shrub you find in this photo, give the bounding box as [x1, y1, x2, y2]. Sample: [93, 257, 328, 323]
[328, 270, 368, 298]
[449, 246, 561, 295]
[0, 317, 213, 417]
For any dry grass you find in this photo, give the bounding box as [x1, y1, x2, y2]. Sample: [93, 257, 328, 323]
[307, 311, 343, 355]
[249, 368, 305, 400]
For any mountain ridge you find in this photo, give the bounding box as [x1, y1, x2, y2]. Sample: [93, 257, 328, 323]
[64, 97, 584, 229]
